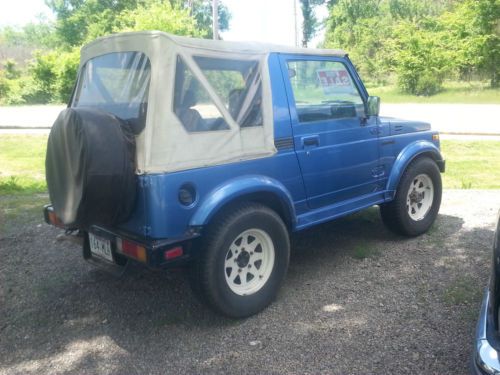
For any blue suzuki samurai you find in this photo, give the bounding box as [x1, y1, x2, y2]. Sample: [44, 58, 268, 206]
[44, 31, 445, 317]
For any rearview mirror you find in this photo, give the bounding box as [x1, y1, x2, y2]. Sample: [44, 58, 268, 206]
[366, 96, 380, 117]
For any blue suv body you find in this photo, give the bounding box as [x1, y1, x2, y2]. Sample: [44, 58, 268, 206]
[44, 32, 445, 317]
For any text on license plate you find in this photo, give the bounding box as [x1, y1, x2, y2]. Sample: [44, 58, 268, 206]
[89, 233, 113, 262]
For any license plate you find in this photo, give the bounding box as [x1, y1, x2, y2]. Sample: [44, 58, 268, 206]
[89, 233, 113, 262]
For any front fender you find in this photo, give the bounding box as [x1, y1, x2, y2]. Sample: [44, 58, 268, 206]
[386, 140, 443, 196]
[189, 175, 296, 228]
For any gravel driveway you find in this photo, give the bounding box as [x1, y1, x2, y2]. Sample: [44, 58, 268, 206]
[1, 190, 500, 374]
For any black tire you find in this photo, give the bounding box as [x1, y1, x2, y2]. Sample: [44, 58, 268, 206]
[189, 203, 290, 318]
[380, 157, 442, 237]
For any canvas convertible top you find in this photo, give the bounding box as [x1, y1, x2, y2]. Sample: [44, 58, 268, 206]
[75, 31, 346, 173]
[81, 31, 346, 59]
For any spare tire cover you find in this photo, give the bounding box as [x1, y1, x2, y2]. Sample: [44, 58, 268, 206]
[46, 108, 136, 228]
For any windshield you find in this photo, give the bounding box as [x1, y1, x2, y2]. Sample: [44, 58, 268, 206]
[72, 51, 151, 133]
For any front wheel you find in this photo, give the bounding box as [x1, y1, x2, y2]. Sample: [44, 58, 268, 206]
[380, 157, 442, 237]
[189, 203, 290, 318]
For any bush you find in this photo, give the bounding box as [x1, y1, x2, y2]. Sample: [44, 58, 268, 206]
[0, 48, 80, 105]
[393, 22, 451, 96]
[0, 73, 27, 105]
[27, 51, 57, 103]
[55, 48, 79, 103]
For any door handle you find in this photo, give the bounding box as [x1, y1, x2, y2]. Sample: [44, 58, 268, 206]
[302, 136, 319, 148]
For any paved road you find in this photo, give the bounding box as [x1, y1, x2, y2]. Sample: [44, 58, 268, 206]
[0, 105, 65, 128]
[0, 104, 499, 135]
[382, 104, 500, 135]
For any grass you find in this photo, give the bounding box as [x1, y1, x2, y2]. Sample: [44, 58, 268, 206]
[0, 193, 49, 233]
[0, 134, 49, 233]
[0, 136, 498, 199]
[0, 135, 48, 194]
[441, 140, 500, 189]
[369, 81, 500, 104]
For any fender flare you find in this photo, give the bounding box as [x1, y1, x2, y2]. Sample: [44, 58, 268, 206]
[385, 140, 443, 197]
[189, 175, 296, 229]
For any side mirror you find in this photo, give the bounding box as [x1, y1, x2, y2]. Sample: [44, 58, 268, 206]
[366, 96, 380, 117]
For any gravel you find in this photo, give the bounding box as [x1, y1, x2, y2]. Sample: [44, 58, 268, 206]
[1, 189, 500, 375]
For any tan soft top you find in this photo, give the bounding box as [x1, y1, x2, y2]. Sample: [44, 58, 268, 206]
[82, 30, 346, 58]
[78, 31, 345, 174]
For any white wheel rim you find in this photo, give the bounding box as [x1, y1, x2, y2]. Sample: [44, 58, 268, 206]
[406, 173, 434, 221]
[224, 228, 275, 296]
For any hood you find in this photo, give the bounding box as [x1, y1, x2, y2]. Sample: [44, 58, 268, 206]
[379, 116, 431, 135]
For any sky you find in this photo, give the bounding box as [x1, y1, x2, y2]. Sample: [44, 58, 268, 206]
[0, 0, 53, 26]
[221, 0, 327, 47]
[0, 0, 327, 47]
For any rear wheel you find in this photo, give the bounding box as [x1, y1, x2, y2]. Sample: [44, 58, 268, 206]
[380, 157, 442, 237]
[189, 203, 290, 318]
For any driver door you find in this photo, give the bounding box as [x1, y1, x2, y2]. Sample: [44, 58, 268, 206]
[280, 55, 381, 209]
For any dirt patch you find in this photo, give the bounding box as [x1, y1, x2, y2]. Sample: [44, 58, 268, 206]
[1, 190, 499, 374]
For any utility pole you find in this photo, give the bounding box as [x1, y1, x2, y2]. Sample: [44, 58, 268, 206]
[212, 0, 219, 40]
[293, 0, 299, 47]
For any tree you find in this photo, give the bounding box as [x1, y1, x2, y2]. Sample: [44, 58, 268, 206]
[172, 0, 231, 38]
[299, 0, 328, 47]
[324, 0, 388, 82]
[440, 0, 500, 87]
[46, 0, 231, 45]
[45, 0, 139, 46]
[391, 21, 453, 95]
[115, 1, 203, 37]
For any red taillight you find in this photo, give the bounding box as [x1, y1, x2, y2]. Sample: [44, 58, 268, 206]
[164, 246, 183, 260]
[116, 238, 147, 263]
[48, 211, 64, 228]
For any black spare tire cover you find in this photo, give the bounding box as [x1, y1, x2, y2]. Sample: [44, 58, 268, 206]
[46, 108, 136, 228]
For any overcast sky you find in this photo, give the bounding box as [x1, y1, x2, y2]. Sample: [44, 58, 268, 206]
[0, 0, 327, 47]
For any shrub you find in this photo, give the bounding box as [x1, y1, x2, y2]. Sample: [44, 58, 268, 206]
[27, 51, 57, 103]
[393, 22, 451, 96]
[10, 49, 80, 104]
[55, 48, 79, 103]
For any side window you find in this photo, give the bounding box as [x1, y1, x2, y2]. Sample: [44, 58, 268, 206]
[193, 56, 263, 128]
[174, 57, 230, 132]
[287, 60, 365, 123]
[173, 55, 264, 133]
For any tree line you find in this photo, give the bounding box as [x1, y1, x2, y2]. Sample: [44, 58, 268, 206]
[0, 0, 498, 105]
[302, 0, 499, 94]
[0, 0, 230, 105]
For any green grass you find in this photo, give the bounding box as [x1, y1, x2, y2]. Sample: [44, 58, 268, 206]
[0, 135, 48, 194]
[0, 136, 498, 198]
[441, 140, 500, 189]
[0, 193, 49, 233]
[369, 81, 500, 104]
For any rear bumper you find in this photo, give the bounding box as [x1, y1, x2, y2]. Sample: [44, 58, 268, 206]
[43, 205, 199, 268]
[472, 288, 500, 375]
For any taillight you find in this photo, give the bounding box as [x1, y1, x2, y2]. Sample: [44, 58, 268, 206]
[48, 211, 64, 228]
[164, 246, 183, 260]
[116, 238, 147, 263]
